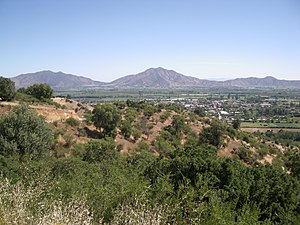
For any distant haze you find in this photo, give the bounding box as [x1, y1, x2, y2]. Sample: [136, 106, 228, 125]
[1, 0, 300, 81]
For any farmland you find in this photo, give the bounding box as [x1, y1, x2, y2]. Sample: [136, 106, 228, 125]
[56, 87, 300, 131]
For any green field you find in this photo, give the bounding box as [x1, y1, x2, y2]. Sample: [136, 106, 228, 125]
[241, 121, 300, 129]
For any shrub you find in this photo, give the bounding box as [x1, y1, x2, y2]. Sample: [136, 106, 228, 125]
[0, 76, 15, 101]
[120, 120, 132, 139]
[83, 139, 116, 163]
[0, 104, 53, 160]
[160, 111, 171, 122]
[66, 117, 80, 127]
[93, 104, 120, 136]
[25, 83, 53, 100]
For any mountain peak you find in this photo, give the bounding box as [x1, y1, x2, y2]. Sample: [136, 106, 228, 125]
[11, 71, 103, 90]
[264, 76, 277, 80]
[108, 67, 210, 88]
[146, 67, 168, 72]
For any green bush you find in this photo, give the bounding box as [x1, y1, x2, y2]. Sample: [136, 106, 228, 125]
[66, 117, 80, 127]
[120, 120, 132, 139]
[25, 83, 53, 100]
[0, 76, 15, 101]
[93, 104, 120, 137]
[0, 104, 53, 160]
[83, 138, 116, 163]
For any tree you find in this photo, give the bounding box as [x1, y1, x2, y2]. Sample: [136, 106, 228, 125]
[120, 120, 132, 139]
[0, 76, 15, 101]
[199, 120, 226, 147]
[83, 138, 116, 163]
[143, 105, 156, 118]
[232, 118, 241, 129]
[171, 115, 185, 136]
[25, 83, 53, 100]
[92, 104, 120, 137]
[0, 104, 53, 160]
[194, 107, 206, 117]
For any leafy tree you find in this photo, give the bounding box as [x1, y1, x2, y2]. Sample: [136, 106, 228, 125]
[120, 120, 132, 139]
[199, 120, 226, 147]
[125, 108, 138, 123]
[0, 76, 15, 101]
[285, 149, 300, 178]
[0, 104, 53, 160]
[25, 83, 53, 100]
[171, 115, 185, 136]
[232, 118, 241, 129]
[143, 104, 156, 118]
[194, 107, 205, 117]
[83, 138, 116, 163]
[92, 104, 120, 137]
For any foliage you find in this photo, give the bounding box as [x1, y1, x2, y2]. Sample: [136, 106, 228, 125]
[15, 91, 39, 103]
[0, 104, 53, 160]
[171, 115, 185, 136]
[25, 83, 53, 100]
[120, 120, 132, 138]
[160, 111, 171, 122]
[232, 118, 241, 129]
[0, 76, 15, 101]
[0, 102, 299, 224]
[125, 108, 139, 123]
[194, 107, 206, 117]
[65, 117, 80, 127]
[199, 120, 226, 147]
[285, 148, 300, 178]
[143, 104, 156, 117]
[83, 139, 116, 163]
[93, 103, 120, 137]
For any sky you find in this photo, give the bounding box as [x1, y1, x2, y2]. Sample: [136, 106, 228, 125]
[0, 0, 300, 82]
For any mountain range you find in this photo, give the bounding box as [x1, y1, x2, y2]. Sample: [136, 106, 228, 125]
[8, 67, 300, 90]
[11, 70, 104, 90]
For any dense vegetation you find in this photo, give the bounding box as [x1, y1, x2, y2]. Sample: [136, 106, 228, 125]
[0, 101, 299, 224]
[0, 76, 15, 101]
[18, 83, 53, 100]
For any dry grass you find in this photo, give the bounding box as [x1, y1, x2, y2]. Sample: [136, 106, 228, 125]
[0, 177, 94, 225]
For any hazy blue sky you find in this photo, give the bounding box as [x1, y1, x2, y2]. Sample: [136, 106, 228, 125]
[1, 0, 300, 81]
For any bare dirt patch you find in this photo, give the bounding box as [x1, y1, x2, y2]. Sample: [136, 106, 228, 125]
[218, 139, 241, 157]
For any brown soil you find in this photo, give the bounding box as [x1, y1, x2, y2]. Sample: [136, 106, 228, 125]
[258, 154, 274, 164]
[218, 139, 241, 157]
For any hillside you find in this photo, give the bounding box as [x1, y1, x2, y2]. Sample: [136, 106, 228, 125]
[0, 99, 299, 224]
[11, 70, 104, 90]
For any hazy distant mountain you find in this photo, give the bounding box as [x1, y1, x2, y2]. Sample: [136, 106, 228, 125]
[106, 68, 300, 89]
[8, 68, 300, 90]
[11, 70, 104, 90]
[106, 67, 215, 88]
[223, 76, 300, 87]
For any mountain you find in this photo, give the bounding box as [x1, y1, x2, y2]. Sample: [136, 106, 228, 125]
[8, 68, 300, 90]
[11, 70, 104, 90]
[107, 68, 300, 89]
[106, 67, 215, 88]
[224, 76, 300, 87]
